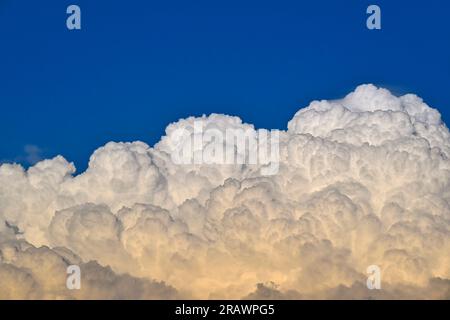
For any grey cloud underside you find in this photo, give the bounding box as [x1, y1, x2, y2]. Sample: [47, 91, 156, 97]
[1, 84, 450, 299]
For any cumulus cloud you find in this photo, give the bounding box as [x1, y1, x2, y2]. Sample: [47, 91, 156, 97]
[1, 84, 450, 299]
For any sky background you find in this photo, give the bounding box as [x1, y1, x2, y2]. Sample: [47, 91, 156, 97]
[1, 0, 449, 172]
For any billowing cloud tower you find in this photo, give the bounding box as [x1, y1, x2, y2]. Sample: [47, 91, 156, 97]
[1, 84, 449, 299]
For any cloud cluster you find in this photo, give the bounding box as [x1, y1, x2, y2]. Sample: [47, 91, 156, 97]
[1, 84, 450, 299]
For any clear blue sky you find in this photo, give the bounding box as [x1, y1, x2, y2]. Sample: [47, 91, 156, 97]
[1, 0, 449, 171]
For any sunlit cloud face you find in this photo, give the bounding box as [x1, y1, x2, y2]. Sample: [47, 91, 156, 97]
[1, 84, 450, 299]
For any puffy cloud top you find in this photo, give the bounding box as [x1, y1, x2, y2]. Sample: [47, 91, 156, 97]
[288, 84, 448, 150]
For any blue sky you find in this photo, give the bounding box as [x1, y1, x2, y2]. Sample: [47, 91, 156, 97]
[1, 0, 449, 171]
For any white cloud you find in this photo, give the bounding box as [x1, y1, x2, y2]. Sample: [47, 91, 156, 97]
[0, 84, 449, 299]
